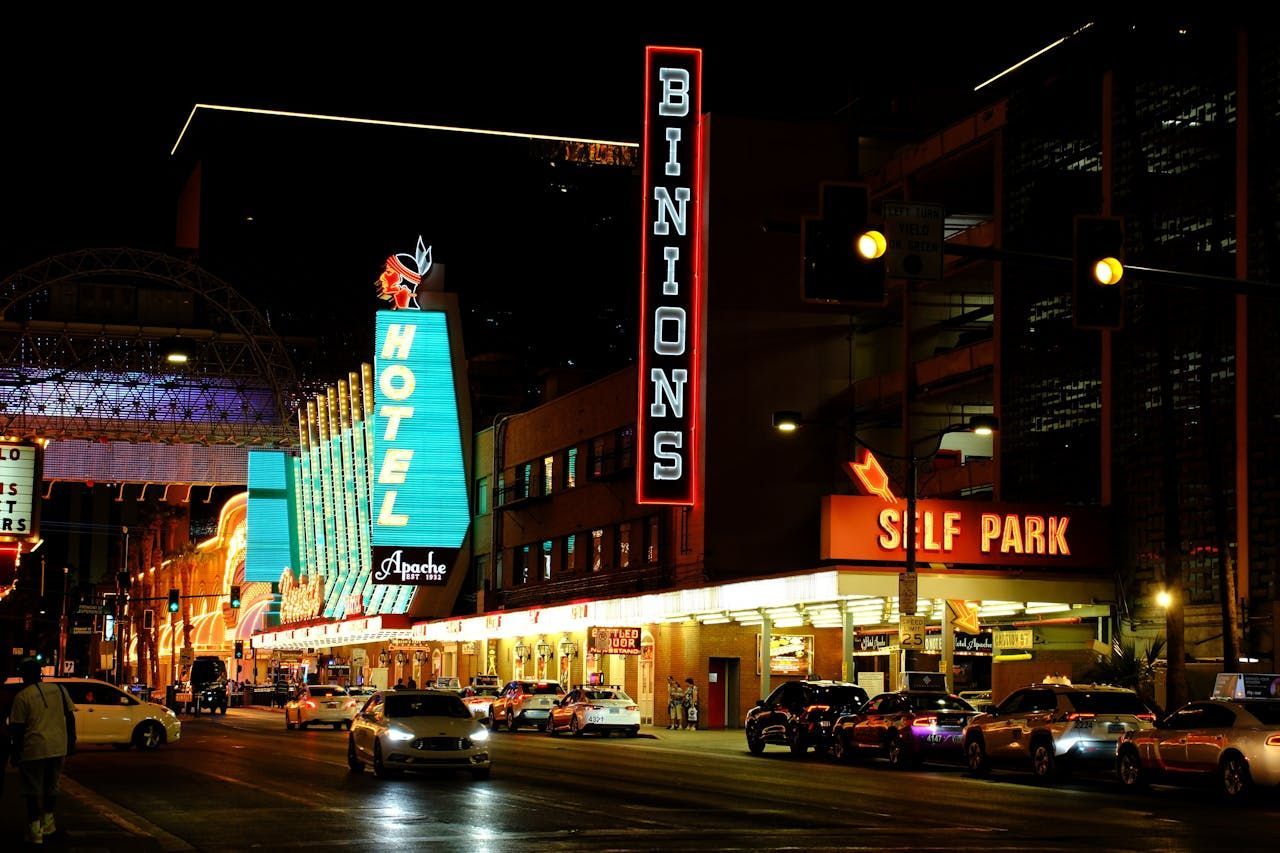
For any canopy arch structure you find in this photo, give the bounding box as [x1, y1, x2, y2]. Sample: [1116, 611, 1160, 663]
[0, 248, 299, 446]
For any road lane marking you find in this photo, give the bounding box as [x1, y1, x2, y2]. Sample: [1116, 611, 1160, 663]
[186, 767, 349, 810]
[60, 775, 196, 852]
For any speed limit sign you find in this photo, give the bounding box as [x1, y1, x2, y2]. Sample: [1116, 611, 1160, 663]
[898, 615, 927, 650]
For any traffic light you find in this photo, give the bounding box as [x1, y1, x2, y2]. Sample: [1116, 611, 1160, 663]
[229, 585, 241, 609]
[1073, 215, 1125, 329]
[803, 183, 887, 306]
[167, 588, 180, 613]
[234, 641, 244, 660]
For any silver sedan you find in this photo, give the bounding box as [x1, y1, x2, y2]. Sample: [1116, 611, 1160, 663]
[347, 690, 492, 780]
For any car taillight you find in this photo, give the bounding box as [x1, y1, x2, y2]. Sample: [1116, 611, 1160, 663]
[588, 705, 604, 710]
[1266, 735, 1280, 747]
[305, 700, 316, 709]
[1136, 713, 1156, 722]
[913, 716, 937, 727]
[805, 704, 831, 715]
[1065, 712, 1095, 721]
[626, 705, 638, 711]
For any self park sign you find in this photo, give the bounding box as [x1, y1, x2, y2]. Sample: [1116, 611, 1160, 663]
[820, 495, 1111, 570]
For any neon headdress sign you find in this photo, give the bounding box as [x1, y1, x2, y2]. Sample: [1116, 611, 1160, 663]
[376, 236, 432, 310]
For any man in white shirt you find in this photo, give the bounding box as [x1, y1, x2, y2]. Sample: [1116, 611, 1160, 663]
[9, 658, 76, 845]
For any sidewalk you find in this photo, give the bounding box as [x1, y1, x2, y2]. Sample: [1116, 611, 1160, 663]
[1, 762, 166, 851]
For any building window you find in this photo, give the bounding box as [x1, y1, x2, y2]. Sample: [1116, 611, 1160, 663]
[495, 551, 504, 590]
[519, 463, 532, 499]
[476, 476, 490, 515]
[541, 540, 553, 581]
[473, 554, 489, 591]
[564, 533, 578, 573]
[515, 545, 531, 585]
[496, 473, 505, 507]
[591, 528, 604, 572]
[590, 437, 607, 478]
[566, 448, 577, 489]
[617, 522, 632, 569]
[646, 516, 661, 565]
[542, 455, 555, 496]
[618, 426, 635, 469]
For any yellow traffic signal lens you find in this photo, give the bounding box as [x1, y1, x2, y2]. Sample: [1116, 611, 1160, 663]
[1093, 257, 1123, 286]
[856, 230, 887, 261]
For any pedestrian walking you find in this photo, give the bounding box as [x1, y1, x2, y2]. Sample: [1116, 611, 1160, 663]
[8, 658, 76, 845]
[666, 675, 684, 730]
[683, 678, 699, 731]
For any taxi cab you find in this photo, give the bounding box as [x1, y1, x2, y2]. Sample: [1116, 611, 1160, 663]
[1116, 673, 1280, 801]
[547, 685, 641, 737]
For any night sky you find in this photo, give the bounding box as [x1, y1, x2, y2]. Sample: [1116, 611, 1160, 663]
[4, 14, 1086, 394]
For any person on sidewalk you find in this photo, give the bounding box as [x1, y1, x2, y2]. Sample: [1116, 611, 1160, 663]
[8, 658, 76, 845]
[683, 678, 699, 731]
[665, 675, 684, 730]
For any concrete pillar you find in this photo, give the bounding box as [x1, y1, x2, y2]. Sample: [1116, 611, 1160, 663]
[841, 606, 854, 683]
[942, 600, 955, 693]
[759, 613, 772, 700]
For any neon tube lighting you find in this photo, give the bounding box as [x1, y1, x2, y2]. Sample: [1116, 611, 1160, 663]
[973, 22, 1095, 92]
[171, 103, 640, 157]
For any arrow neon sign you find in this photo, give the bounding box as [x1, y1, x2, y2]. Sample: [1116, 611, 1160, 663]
[845, 449, 897, 503]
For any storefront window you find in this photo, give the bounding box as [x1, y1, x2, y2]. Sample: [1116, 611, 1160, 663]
[592, 528, 604, 572]
[618, 522, 631, 569]
[566, 448, 577, 488]
[541, 540, 553, 580]
[543, 455, 554, 495]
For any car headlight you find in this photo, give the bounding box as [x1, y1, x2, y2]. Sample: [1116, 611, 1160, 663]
[471, 727, 490, 743]
[386, 729, 415, 742]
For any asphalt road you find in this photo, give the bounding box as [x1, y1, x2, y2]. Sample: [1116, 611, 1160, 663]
[15, 709, 1280, 851]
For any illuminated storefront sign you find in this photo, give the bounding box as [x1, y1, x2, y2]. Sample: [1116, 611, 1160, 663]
[0, 439, 41, 541]
[588, 626, 642, 655]
[245, 450, 299, 582]
[821, 495, 1111, 569]
[376, 237, 431, 310]
[371, 309, 469, 585]
[638, 45, 702, 506]
[759, 634, 813, 676]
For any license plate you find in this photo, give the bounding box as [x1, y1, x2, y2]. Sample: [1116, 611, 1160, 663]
[525, 710, 547, 718]
[1108, 723, 1125, 733]
[609, 708, 619, 715]
[925, 733, 953, 744]
[1073, 720, 1094, 729]
[326, 703, 338, 708]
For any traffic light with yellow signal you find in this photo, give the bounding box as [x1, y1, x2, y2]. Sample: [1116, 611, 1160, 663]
[803, 183, 887, 306]
[1073, 215, 1125, 329]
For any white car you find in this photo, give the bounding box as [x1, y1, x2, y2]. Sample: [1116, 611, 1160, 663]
[347, 690, 491, 780]
[285, 684, 359, 730]
[4, 677, 181, 751]
[489, 680, 566, 732]
[547, 686, 641, 737]
[459, 684, 501, 721]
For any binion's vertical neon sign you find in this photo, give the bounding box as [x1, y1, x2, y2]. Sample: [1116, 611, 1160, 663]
[638, 45, 702, 506]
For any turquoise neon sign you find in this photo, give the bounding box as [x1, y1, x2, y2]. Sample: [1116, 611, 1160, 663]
[371, 309, 469, 584]
[245, 450, 300, 583]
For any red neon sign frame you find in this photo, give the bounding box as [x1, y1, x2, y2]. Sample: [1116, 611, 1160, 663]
[637, 45, 703, 507]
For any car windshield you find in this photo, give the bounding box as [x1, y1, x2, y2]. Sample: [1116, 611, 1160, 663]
[385, 695, 471, 718]
[471, 687, 499, 697]
[584, 689, 631, 702]
[1066, 691, 1150, 715]
[906, 694, 974, 712]
[520, 682, 563, 695]
[1241, 701, 1280, 725]
[814, 686, 868, 706]
[309, 687, 343, 697]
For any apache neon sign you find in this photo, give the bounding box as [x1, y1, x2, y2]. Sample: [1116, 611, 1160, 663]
[638, 45, 702, 506]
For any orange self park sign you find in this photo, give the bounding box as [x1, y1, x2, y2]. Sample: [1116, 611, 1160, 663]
[820, 495, 1112, 570]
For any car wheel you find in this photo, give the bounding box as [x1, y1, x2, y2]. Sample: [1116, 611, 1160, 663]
[299, 720, 309, 731]
[1220, 752, 1253, 802]
[788, 730, 808, 755]
[1030, 738, 1059, 783]
[490, 712, 501, 731]
[471, 767, 491, 781]
[626, 726, 639, 738]
[333, 722, 343, 730]
[831, 732, 849, 762]
[347, 736, 364, 773]
[549, 720, 560, 736]
[747, 728, 765, 755]
[345, 719, 353, 731]
[286, 714, 295, 731]
[571, 717, 584, 737]
[507, 712, 519, 733]
[1117, 747, 1147, 790]
[887, 733, 908, 769]
[373, 741, 398, 779]
[134, 721, 164, 751]
[965, 736, 990, 777]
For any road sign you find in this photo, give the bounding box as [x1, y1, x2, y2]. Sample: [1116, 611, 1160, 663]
[180, 647, 194, 667]
[883, 201, 944, 280]
[899, 615, 927, 650]
[62, 660, 74, 674]
[898, 572, 918, 617]
[77, 603, 106, 616]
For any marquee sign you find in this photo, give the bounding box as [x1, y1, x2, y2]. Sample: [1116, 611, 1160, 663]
[0, 439, 41, 542]
[588, 626, 642, 655]
[371, 309, 470, 584]
[821, 495, 1111, 569]
[638, 45, 702, 506]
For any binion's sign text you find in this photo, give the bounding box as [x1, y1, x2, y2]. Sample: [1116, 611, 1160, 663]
[638, 45, 702, 506]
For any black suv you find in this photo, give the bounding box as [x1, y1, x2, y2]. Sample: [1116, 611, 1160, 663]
[190, 656, 229, 714]
[746, 679, 869, 756]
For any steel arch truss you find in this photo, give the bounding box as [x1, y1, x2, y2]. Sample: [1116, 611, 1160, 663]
[0, 248, 298, 445]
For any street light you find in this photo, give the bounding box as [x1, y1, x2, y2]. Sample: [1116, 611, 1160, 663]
[159, 336, 192, 365]
[1156, 589, 1173, 609]
[772, 411, 803, 433]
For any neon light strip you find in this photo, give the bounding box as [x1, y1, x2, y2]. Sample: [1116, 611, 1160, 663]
[171, 103, 640, 157]
[973, 22, 1095, 92]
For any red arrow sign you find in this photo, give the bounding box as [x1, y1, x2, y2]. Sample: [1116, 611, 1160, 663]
[844, 449, 897, 503]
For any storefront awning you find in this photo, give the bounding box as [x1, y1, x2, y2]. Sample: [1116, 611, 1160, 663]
[412, 567, 1114, 642]
[253, 614, 413, 651]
